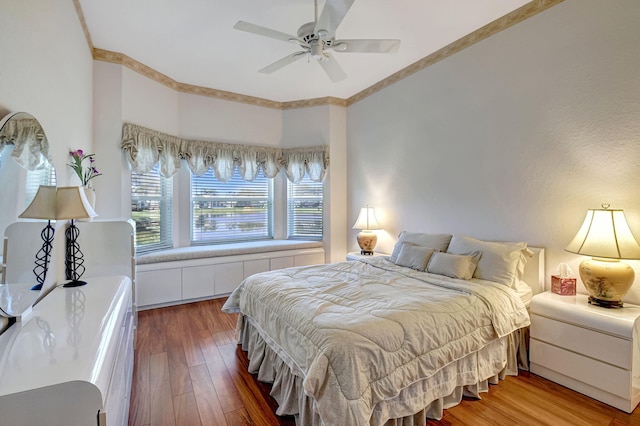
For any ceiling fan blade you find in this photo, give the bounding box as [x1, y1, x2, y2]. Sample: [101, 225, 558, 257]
[318, 53, 347, 82]
[314, 0, 355, 38]
[332, 39, 400, 53]
[234, 21, 297, 43]
[259, 51, 307, 74]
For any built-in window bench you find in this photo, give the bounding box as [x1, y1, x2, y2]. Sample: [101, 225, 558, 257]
[135, 240, 325, 309]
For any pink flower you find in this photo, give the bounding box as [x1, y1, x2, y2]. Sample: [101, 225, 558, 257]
[68, 149, 102, 185]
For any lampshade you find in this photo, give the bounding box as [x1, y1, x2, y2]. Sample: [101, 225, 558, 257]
[565, 207, 640, 260]
[55, 186, 97, 220]
[19, 186, 58, 219]
[352, 206, 380, 231]
[18, 186, 97, 221]
[566, 205, 640, 308]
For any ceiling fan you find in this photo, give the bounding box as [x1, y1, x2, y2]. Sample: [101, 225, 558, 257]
[234, 0, 400, 82]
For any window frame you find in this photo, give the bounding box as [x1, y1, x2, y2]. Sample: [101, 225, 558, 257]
[130, 164, 173, 254]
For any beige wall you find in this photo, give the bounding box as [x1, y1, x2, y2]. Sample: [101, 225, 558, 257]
[347, 0, 640, 302]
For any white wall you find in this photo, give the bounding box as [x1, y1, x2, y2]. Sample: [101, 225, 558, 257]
[282, 105, 348, 262]
[0, 0, 93, 179]
[0, 0, 93, 284]
[178, 93, 282, 146]
[93, 65, 180, 219]
[347, 0, 640, 302]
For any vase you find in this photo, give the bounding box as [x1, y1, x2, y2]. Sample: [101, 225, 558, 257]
[83, 185, 96, 212]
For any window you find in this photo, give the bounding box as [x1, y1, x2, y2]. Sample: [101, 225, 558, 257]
[191, 170, 273, 244]
[287, 176, 323, 240]
[131, 164, 173, 253]
[24, 159, 57, 207]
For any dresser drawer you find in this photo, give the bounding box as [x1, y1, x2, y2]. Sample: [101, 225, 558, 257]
[531, 314, 631, 369]
[530, 339, 631, 399]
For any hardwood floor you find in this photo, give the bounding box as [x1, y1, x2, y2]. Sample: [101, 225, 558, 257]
[129, 298, 640, 426]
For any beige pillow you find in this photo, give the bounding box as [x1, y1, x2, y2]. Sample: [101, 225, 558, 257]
[395, 243, 435, 271]
[447, 235, 528, 287]
[427, 252, 481, 280]
[389, 232, 453, 262]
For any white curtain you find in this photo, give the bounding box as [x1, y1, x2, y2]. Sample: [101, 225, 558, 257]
[0, 118, 51, 171]
[121, 122, 328, 182]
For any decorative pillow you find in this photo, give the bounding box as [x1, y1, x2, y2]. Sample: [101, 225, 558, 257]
[427, 252, 481, 280]
[447, 235, 528, 287]
[395, 243, 435, 271]
[389, 232, 453, 262]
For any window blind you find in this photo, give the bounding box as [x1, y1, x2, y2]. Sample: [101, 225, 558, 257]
[287, 176, 323, 240]
[191, 169, 273, 244]
[24, 161, 56, 207]
[131, 164, 173, 253]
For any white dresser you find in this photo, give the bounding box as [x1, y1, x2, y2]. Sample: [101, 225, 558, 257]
[0, 275, 134, 425]
[530, 291, 640, 413]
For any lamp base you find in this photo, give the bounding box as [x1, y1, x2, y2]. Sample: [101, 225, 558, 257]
[588, 296, 623, 309]
[356, 231, 377, 255]
[63, 280, 87, 288]
[579, 257, 635, 309]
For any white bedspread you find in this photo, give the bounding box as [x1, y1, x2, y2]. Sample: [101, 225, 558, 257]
[223, 257, 530, 425]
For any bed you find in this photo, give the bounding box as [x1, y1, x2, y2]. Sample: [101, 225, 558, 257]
[222, 233, 544, 425]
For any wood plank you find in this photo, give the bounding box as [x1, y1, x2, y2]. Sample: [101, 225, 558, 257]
[173, 392, 201, 426]
[149, 352, 176, 426]
[189, 363, 228, 426]
[199, 332, 244, 413]
[177, 304, 205, 367]
[166, 310, 193, 396]
[225, 408, 253, 426]
[147, 307, 168, 355]
[128, 344, 150, 426]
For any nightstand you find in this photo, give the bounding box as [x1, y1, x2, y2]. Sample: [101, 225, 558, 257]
[346, 252, 388, 261]
[530, 291, 640, 413]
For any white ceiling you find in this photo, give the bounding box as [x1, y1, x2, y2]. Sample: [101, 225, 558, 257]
[79, 0, 530, 102]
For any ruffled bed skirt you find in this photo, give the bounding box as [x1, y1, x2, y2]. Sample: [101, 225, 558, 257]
[238, 315, 529, 426]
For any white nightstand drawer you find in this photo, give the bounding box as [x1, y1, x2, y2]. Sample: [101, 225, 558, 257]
[531, 314, 631, 369]
[531, 339, 630, 399]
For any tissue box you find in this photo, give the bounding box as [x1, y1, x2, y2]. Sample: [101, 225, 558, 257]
[551, 275, 576, 295]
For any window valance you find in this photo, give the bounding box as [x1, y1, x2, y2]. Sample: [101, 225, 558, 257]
[0, 117, 51, 171]
[121, 122, 328, 183]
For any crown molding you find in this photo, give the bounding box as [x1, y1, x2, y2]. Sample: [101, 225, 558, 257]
[87, 0, 563, 110]
[72, 0, 93, 53]
[282, 97, 348, 110]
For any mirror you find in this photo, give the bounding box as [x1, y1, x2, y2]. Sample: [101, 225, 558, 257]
[0, 112, 56, 322]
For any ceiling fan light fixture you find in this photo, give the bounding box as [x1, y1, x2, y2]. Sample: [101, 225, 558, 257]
[310, 40, 324, 60]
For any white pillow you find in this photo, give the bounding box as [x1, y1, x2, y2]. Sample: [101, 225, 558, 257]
[447, 235, 528, 287]
[427, 252, 481, 280]
[395, 243, 435, 271]
[389, 232, 453, 262]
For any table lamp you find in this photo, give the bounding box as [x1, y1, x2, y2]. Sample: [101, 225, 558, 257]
[18, 185, 58, 291]
[565, 204, 640, 308]
[353, 205, 380, 255]
[56, 186, 97, 287]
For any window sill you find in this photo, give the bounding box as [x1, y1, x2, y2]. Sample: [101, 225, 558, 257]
[136, 240, 323, 265]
